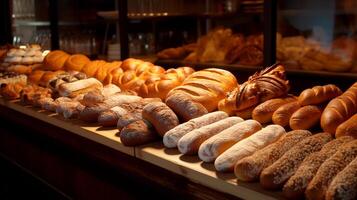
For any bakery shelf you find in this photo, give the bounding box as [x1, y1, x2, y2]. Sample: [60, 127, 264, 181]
[135, 142, 282, 200]
[0, 99, 134, 156]
[12, 20, 98, 27]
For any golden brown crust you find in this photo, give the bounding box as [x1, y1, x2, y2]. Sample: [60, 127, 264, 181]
[64, 54, 90, 72]
[336, 114, 357, 138]
[298, 84, 342, 106]
[272, 101, 301, 127]
[289, 105, 322, 130]
[43, 50, 70, 71]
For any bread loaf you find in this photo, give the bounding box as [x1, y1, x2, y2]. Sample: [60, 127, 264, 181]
[163, 111, 228, 148]
[321, 82, 357, 134]
[272, 101, 301, 127]
[326, 156, 357, 200]
[289, 105, 322, 130]
[58, 78, 103, 98]
[235, 130, 311, 182]
[142, 102, 179, 137]
[260, 132, 332, 190]
[120, 119, 158, 146]
[167, 68, 238, 112]
[283, 136, 354, 199]
[198, 120, 262, 162]
[215, 125, 285, 172]
[165, 93, 208, 121]
[235, 106, 254, 119]
[43, 50, 70, 71]
[252, 96, 296, 124]
[335, 114, 357, 138]
[64, 54, 90, 72]
[298, 84, 342, 106]
[305, 140, 357, 200]
[178, 117, 243, 155]
[81, 60, 106, 77]
[98, 106, 130, 127]
[79, 94, 142, 122]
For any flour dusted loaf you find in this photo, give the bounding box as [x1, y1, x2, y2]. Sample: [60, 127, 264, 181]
[260, 132, 332, 190]
[198, 120, 262, 162]
[163, 111, 228, 148]
[235, 130, 311, 182]
[178, 117, 243, 155]
[215, 125, 286, 172]
[167, 68, 238, 112]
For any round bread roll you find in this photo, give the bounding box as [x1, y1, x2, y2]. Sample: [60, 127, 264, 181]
[43, 50, 70, 71]
[64, 54, 90, 71]
[28, 70, 45, 84]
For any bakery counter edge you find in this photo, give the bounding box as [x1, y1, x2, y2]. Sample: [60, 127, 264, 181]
[0, 98, 134, 156]
[135, 142, 283, 200]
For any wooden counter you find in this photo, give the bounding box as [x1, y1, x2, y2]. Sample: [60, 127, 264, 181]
[0, 99, 283, 200]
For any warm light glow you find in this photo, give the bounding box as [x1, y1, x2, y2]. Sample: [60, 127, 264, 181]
[42, 50, 50, 56]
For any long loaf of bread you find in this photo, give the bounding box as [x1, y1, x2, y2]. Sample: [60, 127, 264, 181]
[252, 97, 296, 124]
[305, 140, 357, 200]
[260, 132, 333, 190]
[283, 136, 354, 199]
[177, 117, 243, 155]
[326, 156, 357, 200]
[298, 84, 342, 106]
[215, 125, 286, 172]
[163, 111, 228, 148]
[335, 114, 357, 138]
[321, 82, 357, 134]
[272, 101, 301, 127]
[289, 105, 322, 130]
[234, 130, 312, 182]
[198, 120, 262, 162]
[120, 119, 158, 146]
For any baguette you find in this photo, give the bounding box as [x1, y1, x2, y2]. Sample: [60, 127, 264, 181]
[298, 84, 342, 106]
[178, 117, 243, 155]
[283, 136, 354, 199]
[305, 140, 357, 200]
[326, 156, 357, 200]
[58, 78, 103, 98]
[198, 120, 262, 162]
[165, 93, 208, 121]
[120, 119, 158, 146]
[235, 130, 312, 182]
[335, 114, 357, 138]
[260, 132, 333, 190]
[163, 111, 228, 148]
[321, 82, 357, 134]
[215, 125, 286, 172]
[289, 105, 322, 130]
[142, 102, 179, 137]
[79, 94, 142, 122]
[272, 101, 301, 127]
[252, 96, 296, 124]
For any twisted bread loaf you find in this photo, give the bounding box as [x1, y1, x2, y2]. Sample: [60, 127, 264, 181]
[298, 84, 342, 106]
[64, 54, 90, 72]
[218, 64, 289, 114]
[321, 82, 357, 134]
[167, 68, 238, 112]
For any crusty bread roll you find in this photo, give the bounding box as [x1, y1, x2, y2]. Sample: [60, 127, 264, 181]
[98, 106, 130, 127]
[43, 50, 70, 71]
[58, 78, 103, 98]
[325, 156, 357, 200]
[306, 140, 357, 200]
[178, 117, 243, 155]
[28, 70, 45, 84]
[272, 101, 301, 127]
[198, 120, 262, 162]
[81, 60, 106, 77]
[289, 105, 322, 130]
[335, 114, 357, 138]
[235, 130, 311, 182]
[165, 93, 208, 122]
[215, 125, 285, 172]
[79, 94, 142, 122]
[235, 106, 254, 119]
[252, 96, 296, 124]
[167, 68, 238, 112]
[142, 102, 179, 137]
[260, 132, 332, 190]
[64, 54, 90, 72]
[163, 111, 228, 148]
[120, 119, 158, 146]
[321, 82, 357, 134]
[283, 136, 354, 199]
[298, 84, 342, 106]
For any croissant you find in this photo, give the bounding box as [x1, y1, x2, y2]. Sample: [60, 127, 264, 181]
[219, 64, 290, 114]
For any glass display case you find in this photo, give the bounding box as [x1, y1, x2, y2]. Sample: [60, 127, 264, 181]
[277, 0, 357, 73]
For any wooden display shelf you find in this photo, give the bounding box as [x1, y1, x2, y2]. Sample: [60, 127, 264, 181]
[0, 99, 134, 156]
[135, 142, 282, 200]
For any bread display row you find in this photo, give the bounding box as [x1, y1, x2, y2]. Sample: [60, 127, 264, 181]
[1, 47, 357, 199]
